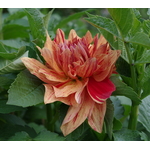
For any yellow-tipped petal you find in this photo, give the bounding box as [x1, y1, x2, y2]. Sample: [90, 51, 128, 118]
[21, 57, 51, 84]
[39, 68, 68, 83]
[68, 29, 80, 41]
[54, 29, 65, 44]
[61, 92, 94, 136]
[44, 30, 53, 51]
[88, 101, 106, 133]
[44, 84, 71, 105]
[40, 48, 62, 73]
[53, 79, 83, 98]
[83, 30, 93, 45]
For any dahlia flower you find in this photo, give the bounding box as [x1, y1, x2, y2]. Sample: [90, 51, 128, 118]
[21, 29, 121, 136]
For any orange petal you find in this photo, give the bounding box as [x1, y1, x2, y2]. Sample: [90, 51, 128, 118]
[39, 68, 68, 83]
[53, 79, 83, 98]
[44, 31, 54, 51]
[75, 57, 97, 78]
[82, 30, 93, 45]
[44, 84, 71, 105]
[68, 29, 80, 41]
[98, 35, 108, 46]
[21, 57, 52, 84]
[88, 101, 106, 133]
[40, 47, 62, 73]
[61, 91, 94, 136]
[54, 29, 65, 44]
[93, 50, 121, 82]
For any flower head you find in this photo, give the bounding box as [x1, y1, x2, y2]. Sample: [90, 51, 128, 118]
[21, 29, 121, 136]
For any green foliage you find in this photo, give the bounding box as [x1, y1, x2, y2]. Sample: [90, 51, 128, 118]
[111, 75, 141, 104]
[0, 100, 23, 113]
[138, 96, 150, 133]
[7, 69, 45, 107]
[0, 47, 27, 74]
[24, 8, 47, 49]
[113, 128, 140, 141]
[104, 99, 114, 139]
[108, 8, 133, 38]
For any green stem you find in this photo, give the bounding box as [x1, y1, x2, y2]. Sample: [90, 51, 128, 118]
[46, 104, 55, 132]
[124, 42, 139, 130]
[128, 102, 139, 130]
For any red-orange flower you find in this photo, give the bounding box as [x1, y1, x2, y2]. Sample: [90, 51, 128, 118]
[21, 29, 121, 136]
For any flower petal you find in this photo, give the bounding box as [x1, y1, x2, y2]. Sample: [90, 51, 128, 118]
[74, 78, 89, 104]
[54, 29, 65, 44]
[21, 57, 52, 84]
[39, 68, 68, 82]
[53, 79, 84, 98]
[88, 101, 106, 133]
[40, 47, 62, 73]
[68, 29, 80, 41]
[44, 84, 72, 105]
[93, 50, 121, 82]
[44, 31, 54, 51]
[82, 30, 93, 45]
[61, 91, 94, 136]
[87, 77, 115, 103]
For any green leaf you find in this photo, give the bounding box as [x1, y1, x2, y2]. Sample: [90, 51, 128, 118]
[0, 47, 27, 74]
[117, 96, 131, 120]
[0, 42, 17, 59]
[110, 96, 124, 120]
[7, 69, 45, 107]
[28, 122, 47, 134]
[0, 8, 3, 40]
[0, 113, 26, 126]
[139, 65, 150, 99]
[104, 99, 114, 139]
[143, 20, 150, 36]
[24, 8, 46, 47]
[111, 76, 141, 104]
[138, 95, 150, 133]
[33, 130, 65, 141]
[84, 15, 119, 38]
[43, 9, 54, 29]
[25, 106, 46, 121]
[8, 8, 21, 14]
[129, 32, 150, 48]
[8, 131, 31, 141]
[0, 74, 15, 89]
[54, 9, 94, 32]
[130, 17, 142, 36]
[4, 9, 26, 23]
[0, 52, 17, 59]
[108, 8, 133, 38]
[147, 8, 150, 16]
[139, 132, 149, 141]
[2, 24, 29, 39]
[0, 39, 29, 49]
[135, 50, 150, 64]
[132, 8, 141, 19]
[0, 100, 23, 114]
[0, 124, 36, 141]
[0, 41, 7, 53]
[113, 128, 140, 141]
[113, 118, 122, 130]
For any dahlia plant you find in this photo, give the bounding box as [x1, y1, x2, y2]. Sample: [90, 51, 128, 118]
[0, 8, 150, 141]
